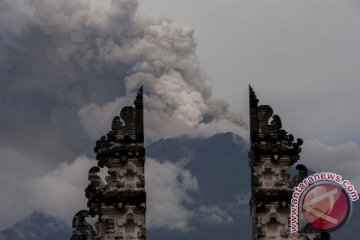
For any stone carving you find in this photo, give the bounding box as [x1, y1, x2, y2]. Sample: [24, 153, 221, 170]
[71, 87, 146, 240]
[249, 86, 329, 240]
[292, 164, 309, 186]
[86, 167, 103, 216]
[71, 210, 95, 240]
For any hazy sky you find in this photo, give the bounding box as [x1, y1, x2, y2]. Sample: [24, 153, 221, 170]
[0, 0, 359, 233]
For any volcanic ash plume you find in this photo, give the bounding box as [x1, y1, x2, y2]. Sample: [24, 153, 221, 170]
[0, 0, 247, 142]
[76, 0, 247, 142]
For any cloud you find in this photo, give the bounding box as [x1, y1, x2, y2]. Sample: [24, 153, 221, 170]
[23, 156, 198, 232]
[31, 155, 95, 225]
[79, 95, 248, 144]
[198, 205, 233, 224]
[79, 71, 247, 143]
[0, 147, 46, 230]
[0, 0, 132, 164]
[78, 97, 129, 139]
[302, 140, 360, 191]
[77, 18, 248, 142]
[145, 158, 198, 231]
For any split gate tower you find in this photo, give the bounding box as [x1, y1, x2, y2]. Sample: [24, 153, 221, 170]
[71, 87, 146, 240]
[249, 86, 330, 240]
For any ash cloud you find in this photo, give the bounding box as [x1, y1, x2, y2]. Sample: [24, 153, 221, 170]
[0, 0, 246, 230]
[76, 12, 248, 142]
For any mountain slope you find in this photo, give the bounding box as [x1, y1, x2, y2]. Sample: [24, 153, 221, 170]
[147, 132, 251, 240]
[0, 212, 70, 240]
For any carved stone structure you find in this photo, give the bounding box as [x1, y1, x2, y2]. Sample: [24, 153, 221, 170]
[71, 87, 146, 240]
[249, 86, 330, 240]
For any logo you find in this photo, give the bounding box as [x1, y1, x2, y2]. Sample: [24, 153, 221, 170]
[301, 182, 350, 231]
[290, 172, 359, 233]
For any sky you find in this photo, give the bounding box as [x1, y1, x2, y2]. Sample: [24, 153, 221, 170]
[0, 0, 359, 233]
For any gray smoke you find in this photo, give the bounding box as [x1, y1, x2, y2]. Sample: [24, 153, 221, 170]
[0, 0, 246, 147]
[0, 0, 247, 230]
[74, 0, 247, 142]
